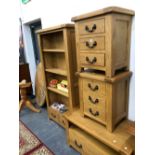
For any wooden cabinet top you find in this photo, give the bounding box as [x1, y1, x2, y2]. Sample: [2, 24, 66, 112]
[77, 71, 132, 83]
[37, 23, 74, 34]
[72, 6, 135, 21]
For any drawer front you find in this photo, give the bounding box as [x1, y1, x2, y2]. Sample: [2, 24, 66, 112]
[78, 18, 105, 35]
[48, 108, 60, 123]
[83, 79, 105, 98]
[79, 36, 105, 51]
[80, 53, 105, 68]
[83, 95, 105, 109]
[83, 140, 118, 155]
[84, 100, 106, 124]
[59, 115, 67, 128]
[82, 78, 106, 124]
[69, 127, 118, 155]
[69, 128, 84, 153]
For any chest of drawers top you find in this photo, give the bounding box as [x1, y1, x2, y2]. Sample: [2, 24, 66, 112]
[72, 6, 134, 77]
[72, 6, 134, 22]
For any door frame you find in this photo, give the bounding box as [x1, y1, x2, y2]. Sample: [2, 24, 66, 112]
[22, 18, 42, 94]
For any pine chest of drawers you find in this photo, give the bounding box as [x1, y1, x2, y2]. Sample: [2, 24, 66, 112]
[72, 7, 134, 77]
[78, 71, 132, 132]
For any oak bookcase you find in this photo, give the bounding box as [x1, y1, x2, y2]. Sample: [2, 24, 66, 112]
[37, 24, 79, 128]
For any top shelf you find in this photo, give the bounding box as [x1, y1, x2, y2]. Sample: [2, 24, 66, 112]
[43, 49, 65, 53]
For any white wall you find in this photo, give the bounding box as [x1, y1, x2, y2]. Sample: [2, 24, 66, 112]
[20, 0, 135, 121]
[22, 24, 37, 92]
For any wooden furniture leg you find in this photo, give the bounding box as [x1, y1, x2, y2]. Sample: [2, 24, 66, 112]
[19, 82, 40, 113]
[25, 100, 40, 113]
[19, 100, 24, 112]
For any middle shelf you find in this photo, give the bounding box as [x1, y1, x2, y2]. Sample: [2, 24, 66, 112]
[43, 48, 65, 53]
[47, 86, 69, 97]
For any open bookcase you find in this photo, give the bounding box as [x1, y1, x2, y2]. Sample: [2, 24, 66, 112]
[37, 24, 79, 128]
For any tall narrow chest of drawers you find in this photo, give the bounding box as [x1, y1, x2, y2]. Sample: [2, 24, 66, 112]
[72, 7, 134, 132]
[72, 6, 134, 77]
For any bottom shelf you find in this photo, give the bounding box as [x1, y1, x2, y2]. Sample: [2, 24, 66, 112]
[48, 107, 68, 128]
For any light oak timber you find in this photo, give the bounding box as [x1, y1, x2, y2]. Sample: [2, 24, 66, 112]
[65, 110, 134, 155]
[69, 126, 119, 155]
[71, 6, 134, 21]
[45, 68, 67, 76]
[47, 86, 69, 98]
[63, 27, 79, 112]
[37, 24, 74, 34]
[41, 31, 65, 52]
[37, 24, 78, 127]
[37, 33, 50, 111]
[43, 49, 65, 53]
[123, 120, 135, 136]
[48, 107, 68, 129]
[76, 71, 132, 83]
[72, 6, 134, 77]
[19, 82, 40, 113]
[78, 71, 132, 132]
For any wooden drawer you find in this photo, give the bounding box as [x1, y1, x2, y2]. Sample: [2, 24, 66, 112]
[83, 95, 105, 109]
[82, 78, 105, 97]
[79, 36, 105, 51]
[84, 102, 106, 125]
[69, 127, 84, 154]
[48, 108, 60, 123]
[73, 8, 134, 77]
[80, 53, 105, 69]
[69, 126, 118, 155]
[83, 138, 118, 155]
[59, 114, 68, 128]
[82, 78, 106, 124]
[78, 17, 105, 35]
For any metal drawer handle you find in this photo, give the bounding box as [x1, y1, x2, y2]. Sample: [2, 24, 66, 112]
[85, 24, 96, 32]
[89, 108, 99, 116]
[88, 83, 99, 91]
[74, 140, 82, 149]
[85, 40, 97, 48]
[86, 56, 97, 64]
[62, 120, 65, 125]
[88, 96, 99, 104]
[51, 113, 56, 118]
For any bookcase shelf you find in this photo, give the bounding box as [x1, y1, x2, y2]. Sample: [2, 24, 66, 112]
[43, 49, 65, 53]
[47, 86, 69, 98]
[45, 68, 67, 76]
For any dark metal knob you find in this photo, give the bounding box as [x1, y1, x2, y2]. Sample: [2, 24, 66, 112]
[88, 83, 99, 91]
[89, 108, 99, 116]
[88, 96, 99, 104]
[85, 24, 96, 32]
[74, 140, 82, 149]
[85, 56, 97, 64]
